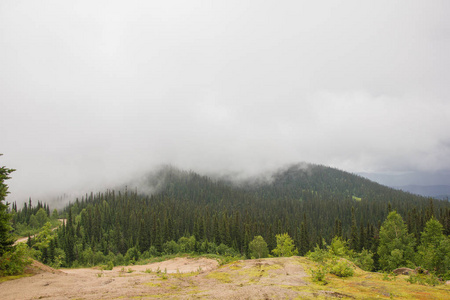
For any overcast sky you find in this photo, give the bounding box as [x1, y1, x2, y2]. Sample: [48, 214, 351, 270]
[1, 0, 450, 204]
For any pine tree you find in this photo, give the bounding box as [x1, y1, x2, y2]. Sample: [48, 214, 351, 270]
[0, 157, 15, 256]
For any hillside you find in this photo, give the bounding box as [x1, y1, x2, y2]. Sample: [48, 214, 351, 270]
[1, 256, 449, 299]
[16, 163, 450, 275]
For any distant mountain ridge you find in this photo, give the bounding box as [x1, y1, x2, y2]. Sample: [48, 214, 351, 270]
[393, 184, 450, 200]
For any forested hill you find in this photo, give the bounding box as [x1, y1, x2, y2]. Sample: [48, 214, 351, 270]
[48, 163, 450, 268]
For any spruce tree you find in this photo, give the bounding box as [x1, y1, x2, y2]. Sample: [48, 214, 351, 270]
[0, 156, 15, 256]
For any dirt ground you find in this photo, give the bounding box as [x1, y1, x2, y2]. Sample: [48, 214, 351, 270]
[0, 257, 312, 300]
[3, 256, 448, 299]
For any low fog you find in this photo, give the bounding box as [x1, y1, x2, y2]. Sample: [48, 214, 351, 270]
[1, 1, 450, 206]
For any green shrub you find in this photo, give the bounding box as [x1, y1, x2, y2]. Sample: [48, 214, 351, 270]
[125, 246, 140, 262]
[307, 245, 331, 263]
[406, 273, 443, 286]
[352, 249, 374, 271]
[102, 260, 114, 270]
[311, 264, 328, 284]
[163, 240, 179, 255]
[330, 260, 354, 277]
[0, 244, 32, 276]
[382, 272, 397, 281]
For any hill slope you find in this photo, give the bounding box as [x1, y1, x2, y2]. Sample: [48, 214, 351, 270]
[19, 163, 450, 273]
[59, 163, 449, 255]
[1, 256, 449, 299]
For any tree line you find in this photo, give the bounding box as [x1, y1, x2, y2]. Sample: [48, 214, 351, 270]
[3, 164, 450, 279]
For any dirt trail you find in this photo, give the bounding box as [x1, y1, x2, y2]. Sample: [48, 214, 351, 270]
[13, 219, 66, 245]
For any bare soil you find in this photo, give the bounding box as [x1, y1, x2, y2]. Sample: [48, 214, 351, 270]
[1, 256, 449, 299]
[0, 257, 310, 299]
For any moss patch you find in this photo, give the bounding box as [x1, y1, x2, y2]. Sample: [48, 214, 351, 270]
[143, 282, 162, 287]
[0, 273, 33, 283]
[206, 271, 232, 283]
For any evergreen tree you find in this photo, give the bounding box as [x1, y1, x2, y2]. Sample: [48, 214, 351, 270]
[350, 207, 359, 251]
[0, 157, 15, 256]
[377, 211, 415, 271]
[415, 217, 450, 276]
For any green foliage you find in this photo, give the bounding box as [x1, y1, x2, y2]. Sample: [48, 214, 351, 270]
[420, 217, 444, 247]
[248, 235, 269, 259]
[307, 244, 332, 263]
[125, 246, 140, 262]
[0, 244, 31, 276]
[272, 233, 298, 257]
[310, 264, 328, 284]
[35, 208, 49, 228]
[0, 158, 14, 256]
[330, 260, 354, 277]
[308, 237, 374, 272]
[329, 237, 352, 258]
[352, 249, 374, 272]
[406, 273, 443, 286]
[163, 240, 180, 255]
[7, 164, 449, 275]
[415, 217, 450, 278]
[102, 260, 114, 270]
[382, 272, 397, 281]
[178, 236, 196, 253]
[377, 211, 416, 271]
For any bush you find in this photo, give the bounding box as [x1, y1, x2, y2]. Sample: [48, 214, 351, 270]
[163, 240, 179, 255]
[125, 246, 140, 262]
[307, 245, 332, 263]
[0, 244, 31, 276]
[352, 249, 374, 271]
[330, 260, 354, 278]
[148, 246, 159, 257]
[102, 260, 114, 270]
[406, 273, 443, 286]
[114, 253, 125, 266]
[311, 264, 328, 284]
[178, 236, 196, 253]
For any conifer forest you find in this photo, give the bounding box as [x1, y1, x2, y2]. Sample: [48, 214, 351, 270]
[9, 164, 450, 279]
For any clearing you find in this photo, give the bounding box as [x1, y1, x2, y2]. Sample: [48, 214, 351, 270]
[1, 256, 449, 299]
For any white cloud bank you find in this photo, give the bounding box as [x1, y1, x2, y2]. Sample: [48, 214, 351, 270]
[1, 0, 449, 203]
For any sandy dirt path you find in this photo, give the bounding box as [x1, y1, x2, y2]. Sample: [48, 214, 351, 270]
[0, 257, 313, 300]
[0, 257, 221, 300]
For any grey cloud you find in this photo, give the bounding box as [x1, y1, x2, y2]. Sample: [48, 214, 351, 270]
[1, 0, 450, 205]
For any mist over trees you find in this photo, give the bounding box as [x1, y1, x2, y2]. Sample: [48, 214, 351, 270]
[12, 164, 450, 279]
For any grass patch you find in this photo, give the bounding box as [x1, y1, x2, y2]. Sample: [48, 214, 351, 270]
[144, 282, 162, 287]
[352, 196, 362, 201]
[206, 271, 232, 283]
[228, 262, 243, 270]
[0, 273, 33, 283]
